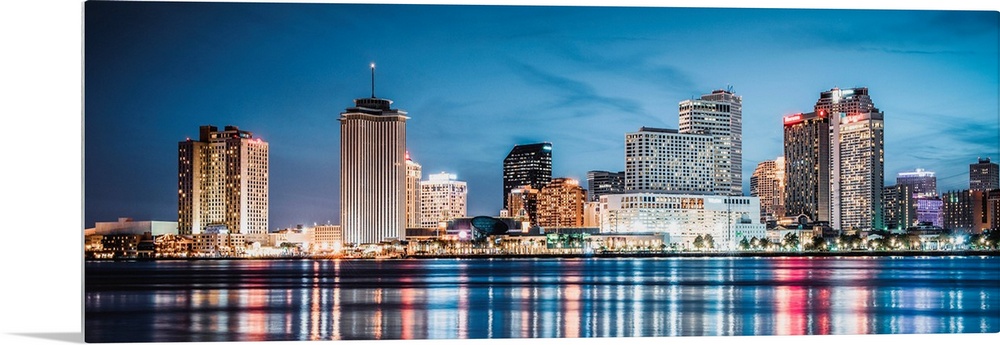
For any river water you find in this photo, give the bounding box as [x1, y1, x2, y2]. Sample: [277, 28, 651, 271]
[84, 256, 999, 342]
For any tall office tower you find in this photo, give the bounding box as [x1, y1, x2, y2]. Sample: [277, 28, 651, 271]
[502, 143, 552, 208]
[750, 156, 785, 221]
[178, 125, 269, 242]
[970, 157, 999, 191]
[340, 66, 408, 245]
[836, 111, 885, 231]
[679, 89, 743, 196]
[897, 169, 937, 198]
[587, 170, 625, 202]
[814, 87, 883, 231]
[537, 178, 586, 229]
[782, 112, 830, 225]
[405, 152, 422, 228]
[507, 185, 540, 227]
[419, 172, 468, 228]
[625, 127, 715, 194]
[943, 190, 989, 233]
[882, 184, 915, 231]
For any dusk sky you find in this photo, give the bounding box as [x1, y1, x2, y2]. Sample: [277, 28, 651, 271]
[83, 1, 999, 229]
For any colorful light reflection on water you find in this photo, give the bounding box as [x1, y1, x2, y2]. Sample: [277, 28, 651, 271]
[84, 256, 1000, 342]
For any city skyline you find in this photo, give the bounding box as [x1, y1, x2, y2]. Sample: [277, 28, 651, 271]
[83, 2, 999, 229]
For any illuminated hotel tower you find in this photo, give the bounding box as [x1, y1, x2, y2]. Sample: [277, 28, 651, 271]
[405, 152, 422, 228]
[782, 111, 830, 225]
[679, 89, 743, 196]
[340, 64, 408, 245]
[538, 177, 586, 229]
[816, 87, 883, 231]
[419, 172, 468, 228]
[178, 125, 269, 242]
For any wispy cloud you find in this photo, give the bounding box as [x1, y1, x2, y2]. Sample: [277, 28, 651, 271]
[506, 59, 644, 115]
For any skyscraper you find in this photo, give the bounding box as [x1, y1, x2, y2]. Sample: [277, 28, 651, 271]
[502, 142, 552, 208]
[750, 156, 784, 222]
[625, 127, 715, 194]
[782, 111, 830, 225]
[178, 125, 269, 243]
[405, 152, 422, 228]
[538, 178, 586, 229]
[836, 111, 884, 231]
[586, 170, 624, 202]
[419, 172, 468, 228]
[815, 87, 884, 231]
[340, 65, 408, 245]
[970, 157, 999, 191]
[679, 89, 743, 196]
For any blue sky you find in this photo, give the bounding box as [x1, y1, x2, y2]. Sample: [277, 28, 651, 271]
[83, 1, 999, 229]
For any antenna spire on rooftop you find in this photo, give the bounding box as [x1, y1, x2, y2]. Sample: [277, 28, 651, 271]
[370, 62, 376, 98]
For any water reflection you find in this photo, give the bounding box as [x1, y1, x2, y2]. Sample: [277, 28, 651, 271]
[84, 256, 1000, 342]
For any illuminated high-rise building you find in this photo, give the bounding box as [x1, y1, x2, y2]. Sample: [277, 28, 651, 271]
[586, 170, 624, 202]
[507, 185, 540, 228]
[943, 189, 989, 233]
[419, 172, 468, 228]
[882, 184, 915, 231]
[815, 87, 884, 231]
[679, 89, 743, 196]
[178, 125, 269, 243]
[750, 156, 785, 222]
[625, 127, 715, 194]
[538, 178, 586, 229]
[340, 64, 408, 245]
[782, 111, 830, 225]
[836, 111, 884, 231]
[897, 169, 937, 198]
[970, 157, 999, 191]
[502, 143, 552, 208]
[405, 153, 422, 228]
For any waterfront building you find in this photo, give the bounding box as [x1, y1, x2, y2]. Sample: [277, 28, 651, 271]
[750, 156, 785, 223]
[339, 66, 408, 245]
[599, 193, 765, 249]
[814, 87, 884, 232]
[507, 185, 540, 228]
[405, 153, 422, 228]
[178, 125, 269, 243]
[897, 169, 937, 198]
[943, 189, 989, 233]
[782, 111, 830, 225]
[313, 225, 343, 252]
[419, 172, 468, 228]
[835, 111, 884, 231]
[625, 127, 715, 194]
[267, 226, 313, 249]
[191, 232, 247, 257]
[91, 217, 178, 236]
[502, 142, 552, 208]
[679, 88, 743, 196]
[915, 197, 944, 228]
[586, 170, 624, 202]
[882, 184, 916, 231]
[98, 233, 151, 259]
[538, 177, 586, 229]
[988, 189, 1000, 231]
[970, 157, 999, 191]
